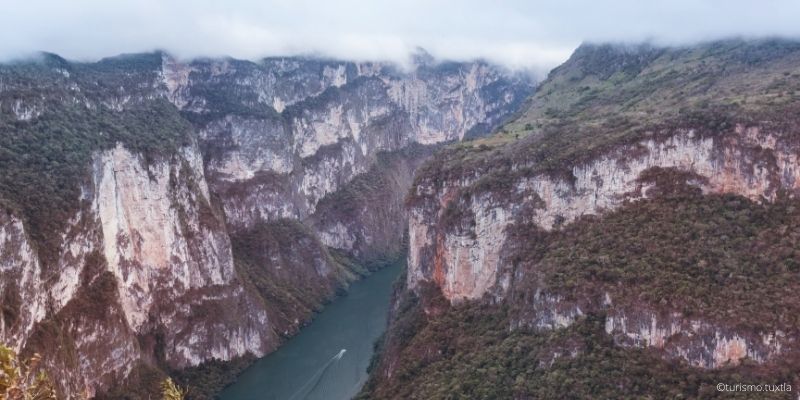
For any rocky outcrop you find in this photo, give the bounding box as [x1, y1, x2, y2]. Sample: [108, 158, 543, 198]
[310, 145, 439, 263]
[409, 126, 800, 299]
[603, 307, 787, 368]
[359, 40, 800, 399]
[0, 51, 532, 397]
[0, 213, 46, 350]
[184, 55, 533, 235]
[1, 144, 273, 397]
[92, 144, 276, 367]
[506, 287, 792, 369]
[407, 124, 800, 368]
[94, 144, 231, 330]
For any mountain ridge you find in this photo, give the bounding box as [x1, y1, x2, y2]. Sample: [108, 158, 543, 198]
[0, 50, 534, 398]
[361, 38, 800, 399]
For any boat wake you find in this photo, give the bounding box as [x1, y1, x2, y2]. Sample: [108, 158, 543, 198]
[286, 349, 347, 400]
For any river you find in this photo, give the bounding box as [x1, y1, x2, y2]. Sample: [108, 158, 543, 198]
[218, 261, 402, 400]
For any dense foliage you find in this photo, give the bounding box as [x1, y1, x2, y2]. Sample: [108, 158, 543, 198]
[506, 186, 800, 333]
[0, 55, 192, 267]
[410, 39, 800, 201]
[314, 144, 435, 222]
[96, 363, 167, 400]
[360, 292, 797, 399]
[231, 219, 357, 340]
[362, 38, 800, 400]
[507, 38, 800, 136]
[366, 172, 800, 399]
[172, 356, 255, 400]
[96, 355, 256, 400]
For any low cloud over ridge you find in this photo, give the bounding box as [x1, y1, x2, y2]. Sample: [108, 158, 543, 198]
[3, 0, 800, 71]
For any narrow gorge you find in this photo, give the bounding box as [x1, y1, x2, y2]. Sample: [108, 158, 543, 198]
[4, 38, 800, 400]
[0, 51, 533, 398]
[361, 39, 800, 399]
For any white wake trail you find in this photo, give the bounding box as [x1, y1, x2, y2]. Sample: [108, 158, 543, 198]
[286, 349, 347, 400]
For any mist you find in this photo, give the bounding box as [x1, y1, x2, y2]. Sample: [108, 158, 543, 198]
[3, 0, 800, 71]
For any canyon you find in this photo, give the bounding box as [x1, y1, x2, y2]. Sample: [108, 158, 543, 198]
[0, 51, 533, 397]
[362, 39, 800, 399]
[3, 38, 800, 400]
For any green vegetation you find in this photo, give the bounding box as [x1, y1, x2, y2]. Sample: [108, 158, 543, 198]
[0, 55, 192, 267]
[171, 356, 255, 400]
[0, 344, 57, 400]
[368, 38, 800, 400]
[360, 293, 797, 399]
[506, 177, 800, 332]
[412, 39, 800, 201]
[96, 363, 167, 400]
[313, 146, 424, 221]
[506, 39, 800, 138]
[368, 169, 800, 399]
[312, 143, 437, 262]
[97, 356, 256, 400]
[231, 219, 356, 336]
[161, 378, 187, 400]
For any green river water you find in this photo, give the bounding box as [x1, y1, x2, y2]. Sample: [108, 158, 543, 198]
[218, 261, 402, 400]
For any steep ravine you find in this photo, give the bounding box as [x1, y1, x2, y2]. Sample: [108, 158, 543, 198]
[0, 52, 533, 398]
[362, 121, 800, 400]
[362, 40, 800, 399]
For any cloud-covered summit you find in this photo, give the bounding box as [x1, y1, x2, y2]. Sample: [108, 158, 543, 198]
[3, 0, 800, 72]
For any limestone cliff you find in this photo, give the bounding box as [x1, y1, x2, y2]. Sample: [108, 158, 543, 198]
[407, 123, 800, 368]
[5, 144, 274, 397]
[0, 51, 532, 397]
[409, 126, 800, 301]
[185, 55, 531, 230]
[362, 40, 800, 399]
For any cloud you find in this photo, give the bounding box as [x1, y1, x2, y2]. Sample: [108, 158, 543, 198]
[2, 0, 800, 71]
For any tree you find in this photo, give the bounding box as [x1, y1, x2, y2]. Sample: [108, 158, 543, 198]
[161, 378, 186, 400]
[0, 344, 57, 400]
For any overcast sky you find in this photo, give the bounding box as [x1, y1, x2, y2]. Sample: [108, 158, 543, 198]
[2, 0, 800, 72]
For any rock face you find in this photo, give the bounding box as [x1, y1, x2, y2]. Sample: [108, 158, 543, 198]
[92, 144, 273, 367]
[0, 51, 532, 397]
[409, 126, 800, 301]
[7, 144, 273, 397]
[407, 123, 800, 368]
[602, 307, 786, 368]
[401, 40, 800, 380]
[360, 39, 800, 400]
[0, 213, 46, 350]
[188, 55, 532, 230]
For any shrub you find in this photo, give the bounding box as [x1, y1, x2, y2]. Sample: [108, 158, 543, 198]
[0, 344, 57, 400]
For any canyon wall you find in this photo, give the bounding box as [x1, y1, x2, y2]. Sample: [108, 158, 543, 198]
[0, 52, 533, 397]
[361, 39, 800, 400]
[406, 124, 800, 369]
